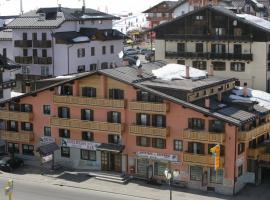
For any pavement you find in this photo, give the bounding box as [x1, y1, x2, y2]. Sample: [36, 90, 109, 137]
[0, 165, 269, 200]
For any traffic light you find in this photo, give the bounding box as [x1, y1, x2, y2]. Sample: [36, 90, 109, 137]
[210, 145, 220, 170]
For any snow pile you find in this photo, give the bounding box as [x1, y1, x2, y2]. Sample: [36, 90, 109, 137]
[230, 87, 270, 109]
[72, 36, 90, 43]
[236, 14, 270, 30]
[152, 64, 207, 81]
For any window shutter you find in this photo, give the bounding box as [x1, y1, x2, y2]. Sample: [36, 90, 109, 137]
[136, 113, 141, 125]
[107, 112, 112, 122]
[146, 114, 150, 126]
[137, 91, 141, 101]
[58, 107, 62, 118]
[117, 112, 121, 123]
[188, 118, 192, 129]
[162, 115, 166, 127]
[152, 115, 156, 127]
[90, 110, 94, 121]
[201, 119, 205, 129]
[163, 139, 166, 148]
[30, 123, 33, 131]
[109, 89, 113, 99]
[67, 108, 70, 118]
[81, 109, 84, 120]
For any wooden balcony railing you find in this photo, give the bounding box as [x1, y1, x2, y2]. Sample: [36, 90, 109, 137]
[164, 34, 251, 41]
[247, 146, 268, 159]
[53, 95, 125, 109]
[183, 152, 224, 167]
[0, 110, 33, 122]
[14, 40, 32, 48]
[50, 117, 124, 134]
[33, 40, 52, 48]
[0, 130, 34, 143]
[259, 154, 270, 162]
[33, 57, 52, 65]
[129, 101, 169, 114]
[183, 129, 225, 144]
[15, 56, 32, 64]
[238, 123, 270, 142]
[129, 124, 169, 139]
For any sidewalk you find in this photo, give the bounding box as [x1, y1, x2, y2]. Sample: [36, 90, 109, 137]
[0, 165, 228, 200]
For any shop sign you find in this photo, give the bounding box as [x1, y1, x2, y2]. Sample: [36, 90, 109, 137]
[61, 138, 100, 150]
[39, 136, 55, 145]
[136, 151, 178, 162]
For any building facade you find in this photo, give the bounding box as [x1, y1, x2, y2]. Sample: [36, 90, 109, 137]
[152, 6, 270, 91]
[0, 64, 270, 195]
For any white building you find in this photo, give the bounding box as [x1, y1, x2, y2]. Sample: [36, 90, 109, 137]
[1, 6, 124, 77]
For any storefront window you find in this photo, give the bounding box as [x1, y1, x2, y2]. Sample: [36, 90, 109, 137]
[137, 159, 148, 175]
[80, 149, 96, 161]
[190, 165, 203, 181]
[210, 167, 223, 184]
[61, 147, 70, 158]
[154, 162, 167, 176]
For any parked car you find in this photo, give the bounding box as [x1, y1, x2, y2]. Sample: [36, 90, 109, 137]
[0, 157, 24, 172]
[124, 48, 138, 55]
[139, 48, 150, 55]
[145, 50, 155, 62]
[123, 54, 139, 66]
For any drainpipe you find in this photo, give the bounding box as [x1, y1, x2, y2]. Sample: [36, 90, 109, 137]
[67, 44, 74, 75]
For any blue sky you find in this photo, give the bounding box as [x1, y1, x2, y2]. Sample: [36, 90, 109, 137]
[0, 0, 168, 15]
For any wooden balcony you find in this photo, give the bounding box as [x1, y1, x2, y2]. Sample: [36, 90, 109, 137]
[0, 130, 34, 143]
[33, 40, 51, 48]
[14, 40, 32, 48]
[0, 110, 33, 122]
[15, 56, 32, 64]
[50, 117, 124, 134]
[183, 129, 225, 144]
[53, 95, 125, 109]
[238, 123, 270, 142]
[247, 146, 268, 159]
[183, 152, 224, 167]
[129, 124, 169, 139]
[259, 154, 270, 162]
[33, 57, 52, 65]
[129, 101, 169, 114]
[164, 34, 251, 41]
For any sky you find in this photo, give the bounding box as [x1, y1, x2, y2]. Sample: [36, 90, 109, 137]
[0, 0, 168, 16]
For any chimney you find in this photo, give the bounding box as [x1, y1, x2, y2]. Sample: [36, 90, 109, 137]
[58, 4, 62, 12]
[208, 64, 214, 76]
[25, 81, 31, 93]
[243, 82, 248, 97]
[137, 66, 143, 77]
[186, 65, 190, 79]
[217, 92, 222, 102]
[205, 97, 210, 109]
[82, 5, 86, 14]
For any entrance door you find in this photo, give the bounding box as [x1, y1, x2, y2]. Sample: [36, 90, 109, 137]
[101, 152, 109, 171]
[110, 153, 121, 172]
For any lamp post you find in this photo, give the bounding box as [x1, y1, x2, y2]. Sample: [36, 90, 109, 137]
[164, 168, 179, 200]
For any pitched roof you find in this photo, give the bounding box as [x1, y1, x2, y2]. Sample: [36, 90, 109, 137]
[143, 1, 178, 13]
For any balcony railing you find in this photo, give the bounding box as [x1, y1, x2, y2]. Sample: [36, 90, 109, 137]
[165, 51, 253, 61]
[183, 152, 224, 167]
[50, 117, 124, 134]
[238, 123, 270, 142]
[0, 110, 33, 122]
[164, 34, 251, 41]
[14, 40, 32, 48]
[0, 130, 34, 143]
[259, 154, 270, 162]
[0, 80, 16, 89]
[129, 124, 169, 139]
[15, 56, 32, 64]
[247, 145, 268, 159]
[183, 129, 225, 144]
[53, 95, 125, 109]
[129, 101, 169, 114]
[33, 57, 52, 65]
[33, 40, 52, 48]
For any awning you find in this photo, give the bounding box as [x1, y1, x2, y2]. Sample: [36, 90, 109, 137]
[36, 142, 59, 156]
[0, 140, 5, 147]
[96, 143, 125, 153]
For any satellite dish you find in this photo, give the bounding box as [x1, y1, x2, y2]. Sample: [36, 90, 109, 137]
[118, 51, 124, 59]
[136, 59, 141, 67]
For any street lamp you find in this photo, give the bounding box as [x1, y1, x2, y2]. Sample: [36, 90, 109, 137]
[164, 168, 179, 200]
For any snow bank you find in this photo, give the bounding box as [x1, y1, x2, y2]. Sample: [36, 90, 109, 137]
[72, 36, 90, 43]
[230, 87, 270, 109]
[152, 64, 207, 81]
[236, 14, 270, 30]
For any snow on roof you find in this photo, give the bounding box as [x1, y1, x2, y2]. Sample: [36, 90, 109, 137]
[152, 63, 207, 81]
[11, 91, 24, 98]
[55, 75, 76, 79]
[236, 14, 270, 30]
[72, 36, 90, 43]
[230, 87, 270, 109]
[250, 0, 264, 8]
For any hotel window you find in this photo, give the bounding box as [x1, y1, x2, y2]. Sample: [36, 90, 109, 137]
[215, 28, 225, 36]
[91, 47, 95, 56]
[7, 121, 18, 132]
[238, 143, 245, 155]
[136, 136, 150, 147]
[42, 33, 47, 41]
[82, 131, 94, 141]
[23, 49, 28, 56]
[81, 149, 96, 161]
[32, 32, 37, 41]
[234, 44, 242, 54]
[188, 142, 205, 154]
[109, 89, 124, 100]
[152, 138, 166, 149]
[90, 64, 97, 71]
[42, 49, 47, 57]
[210, 168, 223, 184]
[22, 144, 34, 155]
[58, 107, 70, 118]
[77, 48, 85, 57]
[177, 43, 185, 53]
[22, 66, 30, 74]
[59, 129, 70, 138]
[154, 162, 167, 176]
[192, 61, 206, 70]
[21, 104, 32, 112]
[41, 66, 49, 76]
[21, 122, 33, 131]
[231, 62, 245, 72]
[110, 45, 114, 54]
[101, 62, 108, 69]
[33, 49, 37, 57]
[107, 111, 121, 123]
[82, 87, 96, 97]
[77, 65, 85, 73]
[174, 140, 183, 151]
[22, 32, 27, 40]
[44, 126, 51, 136]
[136, 113, 150, 126]
[188, 118, 205, 130]
[61, 147, 70, 158]
[195, 43, 203, 53]
[81, 109, 94, 121]
[136, 91, 163, 102]
[8, 143, 19, 154]
[209, 120, 225, 133]
[9, 103, 20, 111]
[211, 44, 225, 53]
[152, 115, 166, 128]
[59, 85, 73, 96]
[195, 15, 204, 20]
[43, 105, 51, 115]
[212, 61, 226, 71]
[190, 165, 203, 181]
[238, 165, 243, 177]
[108, 134, 120, 144]
[102, 46, 106, 55]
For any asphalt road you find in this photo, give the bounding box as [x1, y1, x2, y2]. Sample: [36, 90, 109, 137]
[0, 178, 149, 200]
